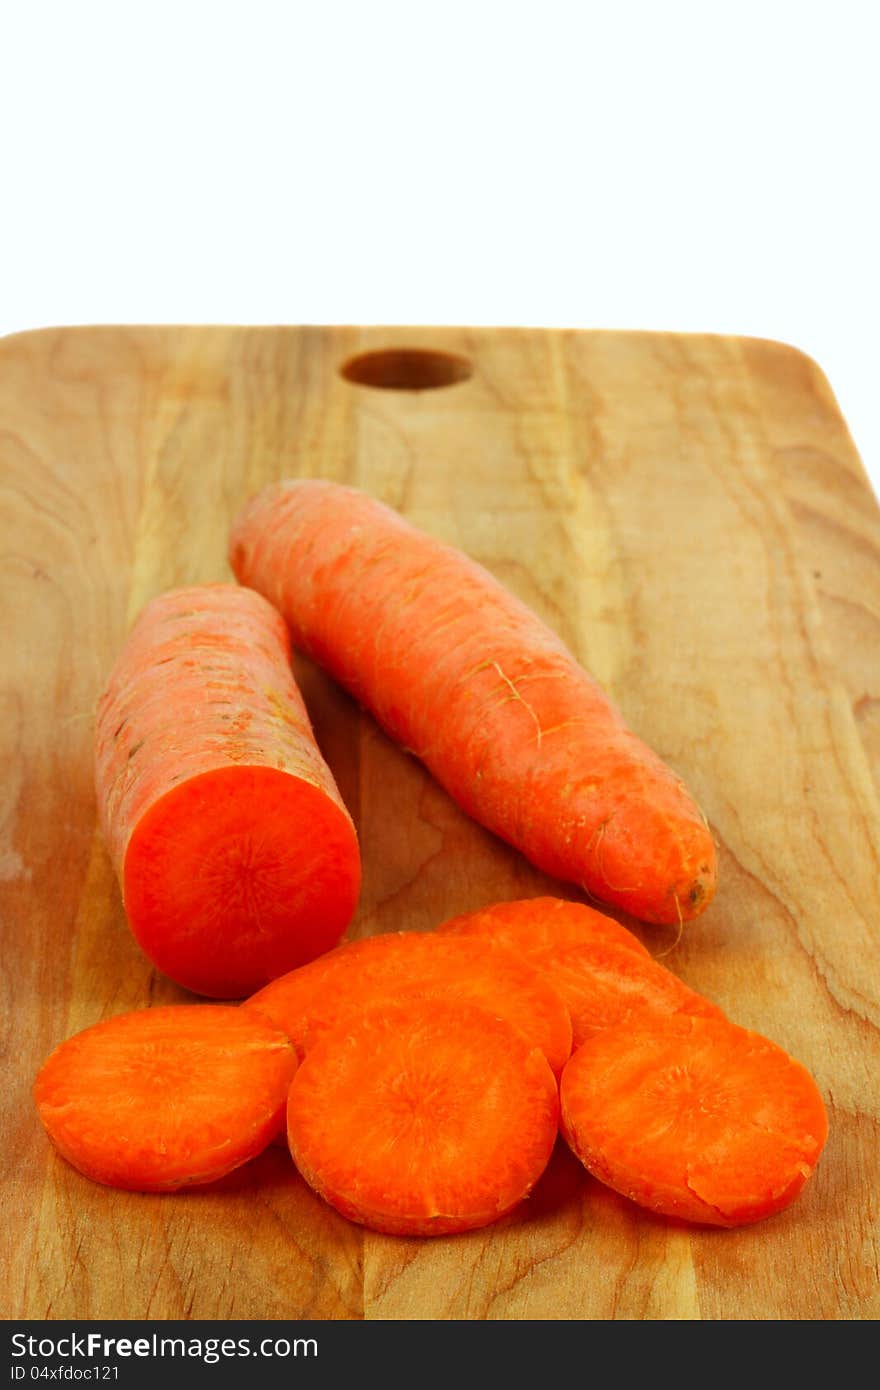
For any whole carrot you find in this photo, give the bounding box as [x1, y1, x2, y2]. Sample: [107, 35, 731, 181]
[94, 583, 361, 997]
[230, 481, 716, 926]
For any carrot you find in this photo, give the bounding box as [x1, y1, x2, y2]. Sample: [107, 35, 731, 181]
[531, 938, 723, 1048]
[94, 583, 361, 997]
[560, 1014, 828, 1226]
[287, 996, 559, 1236]
[438, 894, 652, 962]
[244, 929, 573, 1076]
[33, 1005, 297, 1192]
[229, 479, 716, 927]
[438, 895, 718, 1046]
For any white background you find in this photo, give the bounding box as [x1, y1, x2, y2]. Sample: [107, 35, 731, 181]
[2, 0, 877, 498]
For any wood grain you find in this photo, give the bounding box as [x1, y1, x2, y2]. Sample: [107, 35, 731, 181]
[2, 325, 878, 1321]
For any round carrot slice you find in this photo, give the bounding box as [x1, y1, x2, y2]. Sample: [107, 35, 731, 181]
[438, 895, 651, 961]
[438, 899, 710, 1054]
[534, 938, 722, 1048]
[560, 1014, 829, 1227]
[287, 997, 560, 1236]
[245, 930, 572, 1076]
[34, 1005, 297, 1191]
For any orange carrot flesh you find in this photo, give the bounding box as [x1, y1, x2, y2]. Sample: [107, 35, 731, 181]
[287, 997, 559, 1236]
[560, 1015, 828, 1227]
[94, 584, 361, 997]
[229, 480, 716, 926]
[438, 895, 651, 962]
[33, 1005, 298, 1192]
[123, 765, 359, 998]
[245, 930, 572, 1077]
[534, 938, 723, 1049]
[437, 895, 717, 1048]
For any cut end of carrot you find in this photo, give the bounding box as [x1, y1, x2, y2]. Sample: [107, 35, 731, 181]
[287, 997, 560, 1236]
[33, 1005, 298, 1192]
[560, 1014, 828, 1228]
[122, 765, 361, 997]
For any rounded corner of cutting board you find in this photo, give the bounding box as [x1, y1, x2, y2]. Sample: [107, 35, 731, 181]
[731, 331, 831, 380]
[0, 323, 117, 362]
[0, 323, 60, 350]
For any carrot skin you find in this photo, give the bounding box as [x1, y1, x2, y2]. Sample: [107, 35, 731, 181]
[229, 480, 716, 926]
[94, 583, 361, 997]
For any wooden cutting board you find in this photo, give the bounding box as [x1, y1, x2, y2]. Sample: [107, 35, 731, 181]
[3, 325, 879, 1322]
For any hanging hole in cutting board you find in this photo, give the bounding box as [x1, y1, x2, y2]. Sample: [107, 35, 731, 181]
[339, 348, 472, 392]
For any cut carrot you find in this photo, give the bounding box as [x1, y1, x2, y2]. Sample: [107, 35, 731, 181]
[245, 929, 572, 1076]
[94, 583, 361, 997]
[531, 937, 723, 1048]
[229, 479, 716, 926]
[287, 997, 559, 1236]
[33, 1005, 297, 1192]
[560, 1014, 828, 1227]
[438, 895, 718, 1047]
[438, 895, 651, 962]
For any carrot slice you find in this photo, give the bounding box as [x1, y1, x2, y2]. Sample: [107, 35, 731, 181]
[437, 897, 709, 1051]
[33, 1005, 298, 1192]
[245, 930, 572, 1076]
[438, 895, 651, 962]
[229, 479, 717, 926]
[560, 1015, 829, 1227]
[94, 583, 361, 996]
[287, 997, 559, 1236]
[534, 938, 722, 1048]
